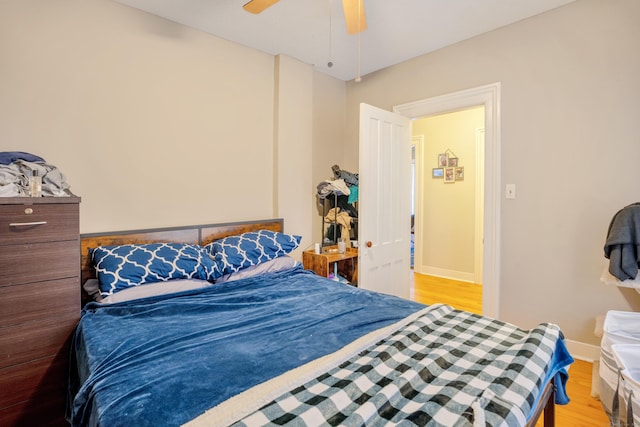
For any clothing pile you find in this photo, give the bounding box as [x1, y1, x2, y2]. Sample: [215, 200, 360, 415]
[316, 164, 359, 204]
[0, 151, 72, 197]
[317, 165, 359, 245]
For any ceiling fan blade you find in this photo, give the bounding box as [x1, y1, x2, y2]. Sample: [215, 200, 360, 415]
[342, 0, 367, 34]
[243, 0, 280, 14]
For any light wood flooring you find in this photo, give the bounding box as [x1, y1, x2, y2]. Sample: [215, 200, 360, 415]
[410, 272, 611, 427]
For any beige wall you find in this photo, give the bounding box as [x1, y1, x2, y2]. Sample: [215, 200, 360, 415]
[3, 0, 639, 351]
[346, 0, 640, 348]
[413, 107, 483, 281]
[311, 72, 347, 245]
[0, 0, 346, 250]
[1, 0, 274, 231]
[274, 55, 313, 257]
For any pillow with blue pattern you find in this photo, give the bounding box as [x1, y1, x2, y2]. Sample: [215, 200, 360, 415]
[91, 243, 220, 297]
[205, 230, 301, 277]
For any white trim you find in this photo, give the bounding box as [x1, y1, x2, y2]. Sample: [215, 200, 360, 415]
[411, 135, 424, 275]
[474, 128, 485, 286]
[394, 82, 501, 318]
[420, 266, 475, 283]
[565, 339, 600, 362]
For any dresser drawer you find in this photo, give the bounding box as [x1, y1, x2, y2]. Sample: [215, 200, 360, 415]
[0, 240, 79, 286]
[0, 316, 77, 369]
[0, 278, 79, 328]
[0, 203, 79, 246]
[0, 355, 68, 412]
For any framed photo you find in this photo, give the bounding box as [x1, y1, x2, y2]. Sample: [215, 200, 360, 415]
[447, 157, 459, 167]
[432, 168, 444, 178]
[444, 167, 455, 183]
[455, 167, 464, 181]
[438, 153, 448, 167]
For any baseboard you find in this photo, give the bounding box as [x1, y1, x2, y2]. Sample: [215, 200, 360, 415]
[565, 339, 600, 362]
[418, 266, 475, 283]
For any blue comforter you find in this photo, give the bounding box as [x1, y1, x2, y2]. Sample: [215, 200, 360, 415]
[69, 267, 424, 427]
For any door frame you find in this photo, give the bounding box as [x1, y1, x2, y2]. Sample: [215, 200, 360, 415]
[393, 82, 501, 318]
[411, 135, 424, 276]
[474, 127, 485, 285]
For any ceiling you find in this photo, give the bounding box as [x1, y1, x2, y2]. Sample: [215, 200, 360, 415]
[114, 0, 576, 81]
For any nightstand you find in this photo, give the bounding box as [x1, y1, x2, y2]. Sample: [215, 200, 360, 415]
[302, 246, 358, 285]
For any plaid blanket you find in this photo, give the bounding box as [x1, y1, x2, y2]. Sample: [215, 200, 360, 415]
[189, 304, 566, 427]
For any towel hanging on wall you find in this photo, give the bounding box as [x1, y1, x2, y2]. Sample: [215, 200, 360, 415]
[604, 203, 640, 281]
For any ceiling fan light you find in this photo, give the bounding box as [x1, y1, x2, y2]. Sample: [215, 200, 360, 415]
[342, 0, 367, 34]
[243, 0, 280, 14]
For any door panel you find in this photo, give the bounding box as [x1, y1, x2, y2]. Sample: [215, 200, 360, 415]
[358, 103, 411, 298]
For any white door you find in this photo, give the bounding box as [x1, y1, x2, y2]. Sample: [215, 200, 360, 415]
[358, 103, 412, 298]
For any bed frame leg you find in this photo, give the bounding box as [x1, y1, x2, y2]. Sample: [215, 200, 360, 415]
[544, 382, 556, 427]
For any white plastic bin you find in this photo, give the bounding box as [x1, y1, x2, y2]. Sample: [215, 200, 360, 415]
[600, 311, 640, 424]
[612, 344, 640, 427]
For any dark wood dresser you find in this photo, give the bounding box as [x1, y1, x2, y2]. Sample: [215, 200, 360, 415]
[0, 196, 81, 426]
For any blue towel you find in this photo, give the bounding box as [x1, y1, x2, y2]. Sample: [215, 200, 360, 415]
[0, 151, 45, 165]
[347, 184, 359, 203]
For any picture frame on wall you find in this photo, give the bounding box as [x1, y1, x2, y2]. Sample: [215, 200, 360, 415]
[438, 153, 448, 167]
[432, 168, 444, 178]
[448, 157, 459, 167]
[444, 167, 455, 183]
[455, 167, 464, 181]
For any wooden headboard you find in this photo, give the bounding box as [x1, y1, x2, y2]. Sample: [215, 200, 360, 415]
[80, 218, 284, 287]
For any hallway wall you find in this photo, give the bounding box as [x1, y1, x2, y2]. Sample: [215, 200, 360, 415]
[413, 107, 483, 282]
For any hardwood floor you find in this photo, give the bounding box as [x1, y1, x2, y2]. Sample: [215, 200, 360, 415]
[410, 272, 611, 427]
[410, 272, 482, 314]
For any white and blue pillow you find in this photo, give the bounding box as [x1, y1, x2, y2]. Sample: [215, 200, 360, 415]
[205, 230, 301, 277]
[91, 243, 220, 297]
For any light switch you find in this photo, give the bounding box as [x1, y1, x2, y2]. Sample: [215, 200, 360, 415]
[506, 184, 516, 199]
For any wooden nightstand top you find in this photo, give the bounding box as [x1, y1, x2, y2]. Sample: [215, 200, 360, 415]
[302, 246, 358, 285]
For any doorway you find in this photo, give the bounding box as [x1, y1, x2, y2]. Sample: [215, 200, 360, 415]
[394, 82, 501, 318]
[412, 107, 484, 286]
[410, 107, 484, 314]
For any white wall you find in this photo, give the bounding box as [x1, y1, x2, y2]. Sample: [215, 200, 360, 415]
[345, 0, 640, 347]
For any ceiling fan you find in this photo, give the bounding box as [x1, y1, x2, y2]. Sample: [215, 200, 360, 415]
[242, 0, 367, 34]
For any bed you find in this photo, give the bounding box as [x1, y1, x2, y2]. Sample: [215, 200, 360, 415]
[68, 219, 573, 427]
